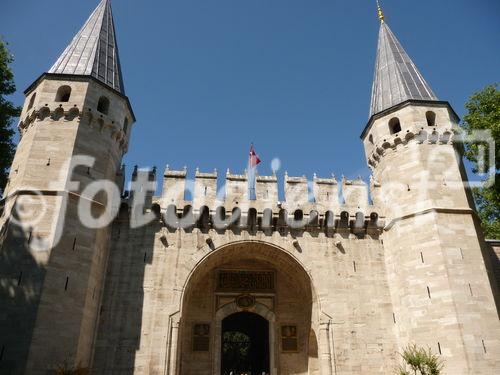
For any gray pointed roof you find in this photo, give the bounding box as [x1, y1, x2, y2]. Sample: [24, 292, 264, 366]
[48, 0, 125, 94]
[370, 22, 437, 117]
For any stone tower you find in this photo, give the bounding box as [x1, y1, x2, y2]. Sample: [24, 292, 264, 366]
[0, 0, 134, 373]
[361, 6, 500, 374]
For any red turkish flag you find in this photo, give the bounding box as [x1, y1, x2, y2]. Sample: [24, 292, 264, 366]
[249, 144, 261, 168]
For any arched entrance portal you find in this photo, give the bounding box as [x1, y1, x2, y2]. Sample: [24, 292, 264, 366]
[221, 312, 270, 375]
[178, 241, 319, 375]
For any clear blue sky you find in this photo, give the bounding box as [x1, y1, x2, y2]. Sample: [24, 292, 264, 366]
[2, 0, 499, 189]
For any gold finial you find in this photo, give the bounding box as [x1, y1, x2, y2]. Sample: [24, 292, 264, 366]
[377, 0, 385, 23]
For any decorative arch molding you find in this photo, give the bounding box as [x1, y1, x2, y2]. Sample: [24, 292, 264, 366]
[171, 239, 334, 375]
[178, 239, 322, 316]
[213, 302, 277, 375]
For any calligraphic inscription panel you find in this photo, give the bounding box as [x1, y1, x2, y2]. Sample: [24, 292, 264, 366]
[216, 270, 275, 293]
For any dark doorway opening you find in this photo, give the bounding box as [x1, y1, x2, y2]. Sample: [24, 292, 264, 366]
[221, 312, 270, 375]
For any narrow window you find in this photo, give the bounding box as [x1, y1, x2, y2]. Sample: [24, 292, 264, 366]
[247, 208, 258, 230]
[426, 111, 436, 127]
[281, 325, 298, 352]
[64, 276, 69, 291]
[392, 313, 396, 324]
[193, 324, 210, 352]
[17, 271, 23, 286]
[97, 96, 110, 114]
[28, 93, 36, 110]
[482, 339, 487, 354]
[468, 283, 473, 297]
[294, 210, 303, 221]
[214, 206, 227, 229]
[353, 261, 357, 272]
[262, 208, 273, 230]
[55, 85, 71, 102]
[368, 134, 374, 144]
[123, 118, 129, 134]
[309, 210, 319, 227]
[72, 238, 77, 251]
[420, 252, 424, 263]
[325, 210, 335, 229]
[143, 252, 147, 263]
[389, 117, 402, 134]
[427, 286, 431, 299]
[437, 342, 442, 355]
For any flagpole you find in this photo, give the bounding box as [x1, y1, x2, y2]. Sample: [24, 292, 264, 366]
[249, 144, 255, 200]
[248, 143, 259, 201]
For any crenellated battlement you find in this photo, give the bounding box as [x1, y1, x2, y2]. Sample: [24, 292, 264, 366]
[155, 167, 379, 210]
[122, 166, 385, 237]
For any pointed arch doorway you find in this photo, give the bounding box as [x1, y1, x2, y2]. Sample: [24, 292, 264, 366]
[178, 241, 321, 375]
[221, 311, 270, 375]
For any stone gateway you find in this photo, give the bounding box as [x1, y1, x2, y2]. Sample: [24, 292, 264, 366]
[0, 1, 499, 375]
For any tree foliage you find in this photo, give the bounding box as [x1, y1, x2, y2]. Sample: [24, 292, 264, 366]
[0, 37, 20, 192]
[396, 344, 443, 375]
[222, 331, 251, 372]
[461, 84, 500, 239]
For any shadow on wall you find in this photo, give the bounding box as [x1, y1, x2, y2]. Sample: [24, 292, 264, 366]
[91, 209, 156, 374]
[0, 200, 47, 374]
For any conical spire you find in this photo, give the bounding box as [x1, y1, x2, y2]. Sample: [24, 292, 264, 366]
[370, 14, 437, 117]
[48, 0, 125, 94]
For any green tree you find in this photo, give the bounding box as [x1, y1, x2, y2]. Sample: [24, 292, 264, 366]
[461, 84, 500, 239]
[222, 331, 251, 373]
[396, 344, 443, 375]
[0, 37, 21, 192]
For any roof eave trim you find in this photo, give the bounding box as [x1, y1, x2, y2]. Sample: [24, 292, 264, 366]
[24, 72, 136, 123]
[360, 99, 460, 140]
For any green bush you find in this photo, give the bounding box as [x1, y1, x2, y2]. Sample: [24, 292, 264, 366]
[397, 344, 444, 375]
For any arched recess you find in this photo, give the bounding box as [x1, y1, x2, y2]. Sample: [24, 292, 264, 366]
[175, 241, 323, 375]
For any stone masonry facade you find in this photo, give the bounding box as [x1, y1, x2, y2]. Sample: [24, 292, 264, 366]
[0, 1, 499, 374]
